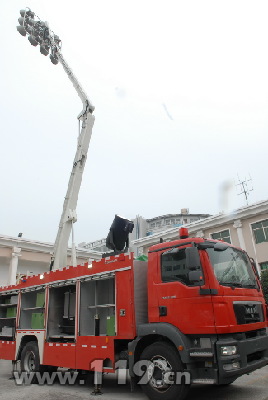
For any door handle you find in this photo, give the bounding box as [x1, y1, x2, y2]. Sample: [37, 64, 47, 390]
[159, 306, 167, 316]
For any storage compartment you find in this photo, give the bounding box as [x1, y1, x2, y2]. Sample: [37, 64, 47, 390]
[19, 289, 45, 329]
[80, 277, 116, 336]
[106, 315, 116, 336]
[6, 307, 17, 318]
[31, 313, 44, 329]
[36, 292, 45, 307]
[47, 284, 76, 341]
[1, 326, 14, 336]
[0, 293, 18, 339]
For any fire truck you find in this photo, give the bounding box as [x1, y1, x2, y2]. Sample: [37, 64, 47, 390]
[12, 9, 268, 399]
[0, 226, 267, 400]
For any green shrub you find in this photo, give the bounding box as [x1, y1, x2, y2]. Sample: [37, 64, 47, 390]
[261, 270, 268, 304]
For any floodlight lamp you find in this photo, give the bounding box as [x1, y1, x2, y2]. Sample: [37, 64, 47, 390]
[20, 9, 27, 17]
[16, 25, 27, 36]
[28, 35, 38, 46]
[27, 18, 35, 27]
[18, 17, 25, 26]
[33, 33, 42, 44]
[43, 28, 50, 40]
[23, 24, 31, 34]
[53, 34, 61, 44]
[50, 53, 59, 65]
[20, 9, 34, 18]
[40, 44, 50, 56]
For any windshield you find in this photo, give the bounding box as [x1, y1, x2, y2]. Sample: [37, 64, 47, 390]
[206, 246, 258, 289]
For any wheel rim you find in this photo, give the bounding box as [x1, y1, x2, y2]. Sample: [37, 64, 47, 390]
[23, 351, 36, 372]
[147, 355, 174, 392]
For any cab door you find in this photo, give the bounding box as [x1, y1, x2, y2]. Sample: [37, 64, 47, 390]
[155, 246, 216, 335]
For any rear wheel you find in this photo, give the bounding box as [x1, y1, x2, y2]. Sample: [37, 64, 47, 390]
[21, 341, 57, 380]
[21, 341, 40, 374]
[139, 342, 190, 400]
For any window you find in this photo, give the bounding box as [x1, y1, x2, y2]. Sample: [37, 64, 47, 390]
[260, 262, 268, 271]
[161, 248, 190, 285]
[252, 220, 268, 244]
[211, 229, 231, 244]
[206, 247, 257, 289]
[165, 219, 175, 225]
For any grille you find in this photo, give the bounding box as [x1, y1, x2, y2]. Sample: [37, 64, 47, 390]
[233, 303, 264, 325]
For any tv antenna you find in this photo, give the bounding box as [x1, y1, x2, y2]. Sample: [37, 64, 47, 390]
[236, 175, 253, 205]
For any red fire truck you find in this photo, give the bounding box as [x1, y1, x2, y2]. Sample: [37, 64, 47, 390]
[0, 228, 267, 400]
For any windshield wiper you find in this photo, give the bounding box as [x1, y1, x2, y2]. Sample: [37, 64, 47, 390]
[243, 283, 258, 289]
[220, 282, 243, 288]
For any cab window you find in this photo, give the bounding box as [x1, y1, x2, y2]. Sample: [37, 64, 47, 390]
[161, 248, 190, 285]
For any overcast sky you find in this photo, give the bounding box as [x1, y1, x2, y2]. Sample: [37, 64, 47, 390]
[1, 0, 268, 245]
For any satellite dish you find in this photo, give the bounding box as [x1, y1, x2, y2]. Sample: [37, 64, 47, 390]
[106, 215, 134, 253]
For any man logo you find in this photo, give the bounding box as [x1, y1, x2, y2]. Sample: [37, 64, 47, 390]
[245, 305, 257, 319]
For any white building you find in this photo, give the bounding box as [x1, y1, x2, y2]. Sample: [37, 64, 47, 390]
[132, 199, 268, 274]
[0, 234, 102, 287]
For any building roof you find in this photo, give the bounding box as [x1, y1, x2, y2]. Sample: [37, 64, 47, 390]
[0, 234, 102, 259]
[146, 213, 211, 222]
[132, 199, 268, 247]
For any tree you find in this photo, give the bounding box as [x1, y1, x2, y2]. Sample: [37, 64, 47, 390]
[261, 270, 268, 304]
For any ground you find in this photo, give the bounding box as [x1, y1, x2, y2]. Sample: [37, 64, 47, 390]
[0, 360, 267, 400]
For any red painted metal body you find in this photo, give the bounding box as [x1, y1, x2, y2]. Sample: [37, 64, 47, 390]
[0, 237, 267, 374]
[0, 253, 137, 369]
[0, 341, 16, 360]
[147, 237, 267, 335]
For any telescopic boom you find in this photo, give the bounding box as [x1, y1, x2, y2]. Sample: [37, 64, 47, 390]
[16, 8, 95, 269]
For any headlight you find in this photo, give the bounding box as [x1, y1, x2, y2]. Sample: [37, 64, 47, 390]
[221, 346, 237, 356]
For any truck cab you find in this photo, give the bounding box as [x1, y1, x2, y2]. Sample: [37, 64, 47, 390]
[133, 228, 268, 398]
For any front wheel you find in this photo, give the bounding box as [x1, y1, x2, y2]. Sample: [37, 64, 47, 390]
[139, 342, 190, 400]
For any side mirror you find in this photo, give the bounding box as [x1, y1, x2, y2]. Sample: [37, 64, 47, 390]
[185, 246, 201, 270]
[186, 247, 204, 286]
[188, 270, 204, 285]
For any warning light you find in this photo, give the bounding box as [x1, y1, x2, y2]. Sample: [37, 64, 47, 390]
[179, 227, 189, 239]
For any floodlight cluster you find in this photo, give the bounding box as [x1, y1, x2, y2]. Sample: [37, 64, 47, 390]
[16, 8, 61, 65]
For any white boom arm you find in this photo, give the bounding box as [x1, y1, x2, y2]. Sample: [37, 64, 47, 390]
[16, 10, 95, 270]
[52, 50, 95, 269]
[42, 23, 95, 270]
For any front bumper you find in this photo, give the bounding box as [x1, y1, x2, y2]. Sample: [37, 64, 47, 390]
[216, 331, 268, 384]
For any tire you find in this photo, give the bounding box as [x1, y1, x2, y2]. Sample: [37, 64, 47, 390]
[21, 341, 41, 383]
[21, 341, 58, 373]
[21, 341, 41, 374]
[139, 342, 190, 400]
